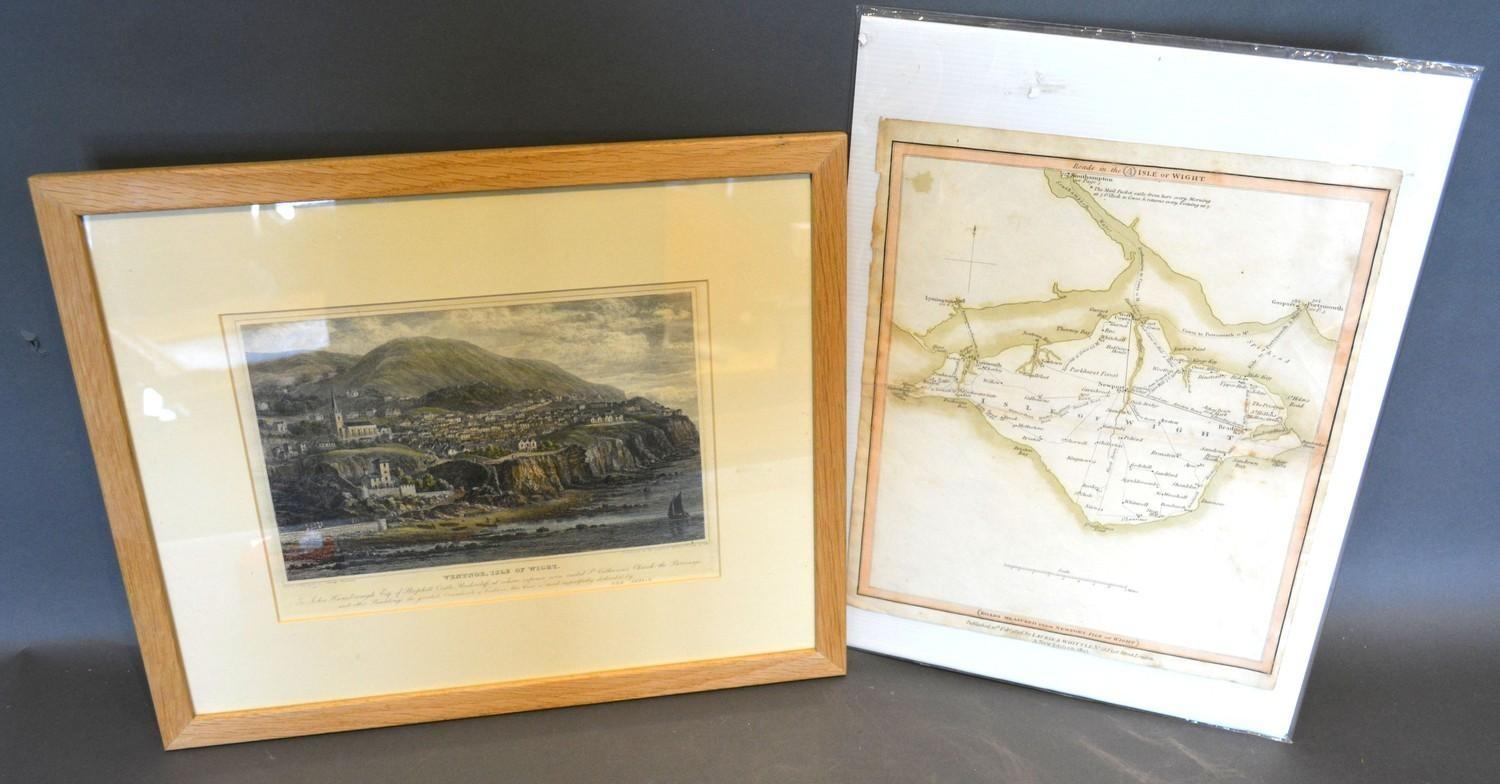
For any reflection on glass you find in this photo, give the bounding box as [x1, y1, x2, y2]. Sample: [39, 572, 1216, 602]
[227, 284, 717, 585]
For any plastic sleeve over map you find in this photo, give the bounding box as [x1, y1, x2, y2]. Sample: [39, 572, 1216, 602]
[858, 6, 1482, 78]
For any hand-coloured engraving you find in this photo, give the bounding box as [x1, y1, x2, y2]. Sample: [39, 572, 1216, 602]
[228, 284, 714, 589]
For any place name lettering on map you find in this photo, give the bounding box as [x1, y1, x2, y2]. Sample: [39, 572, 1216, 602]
[1070, 160, 1209, 183]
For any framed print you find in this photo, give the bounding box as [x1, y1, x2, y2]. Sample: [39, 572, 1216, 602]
[31, 132, 847, 748]
[846, 9, 1478, 739]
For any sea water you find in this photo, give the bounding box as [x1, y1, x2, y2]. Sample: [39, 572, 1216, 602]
[284, 454, 708, 580]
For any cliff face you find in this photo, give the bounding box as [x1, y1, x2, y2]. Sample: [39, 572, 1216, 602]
[495, 448, 597, 496]
[306, 448, 431, 484]
[269, 447, 434, 526]
[268, 462, 357, 525]
[581, 436, 641, 477]
[654, 415, 699, 452]
[427, 415, 700, 501]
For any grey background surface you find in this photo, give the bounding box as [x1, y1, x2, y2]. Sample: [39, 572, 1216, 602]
[1, 1, 1495, 781]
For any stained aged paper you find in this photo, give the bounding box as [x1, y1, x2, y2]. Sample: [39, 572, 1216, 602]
[850, 119, 1399, 683]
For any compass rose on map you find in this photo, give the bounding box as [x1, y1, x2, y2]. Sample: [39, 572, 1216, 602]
[943, 225, 996, 293]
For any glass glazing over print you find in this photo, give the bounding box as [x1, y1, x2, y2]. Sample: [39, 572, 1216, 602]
[225, 282, 719, 616]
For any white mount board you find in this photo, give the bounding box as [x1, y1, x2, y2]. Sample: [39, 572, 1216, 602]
[845, 9, 1477, 739]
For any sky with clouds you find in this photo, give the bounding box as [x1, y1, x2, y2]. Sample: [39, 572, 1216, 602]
[241, 291, 702, 414]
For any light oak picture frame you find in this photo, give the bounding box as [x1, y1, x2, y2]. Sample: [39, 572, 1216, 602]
[30, 132, 847, 749]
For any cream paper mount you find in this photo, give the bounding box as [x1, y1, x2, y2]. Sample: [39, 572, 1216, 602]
[31, 133, 849, 748]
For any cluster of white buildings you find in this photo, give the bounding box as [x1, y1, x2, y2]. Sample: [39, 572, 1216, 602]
[355, 459, 452, 502]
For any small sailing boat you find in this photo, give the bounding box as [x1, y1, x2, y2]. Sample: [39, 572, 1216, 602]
[667, 492, 687, 534]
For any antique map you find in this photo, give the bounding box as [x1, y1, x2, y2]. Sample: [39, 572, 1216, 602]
[852, 120, 1397, 680]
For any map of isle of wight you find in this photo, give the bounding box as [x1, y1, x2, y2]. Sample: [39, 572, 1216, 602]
[853, 120, 1397, 677]
[915, 311, 1302, 527]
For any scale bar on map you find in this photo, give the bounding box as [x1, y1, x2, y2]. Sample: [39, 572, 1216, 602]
[1004, 563, 1139, 593]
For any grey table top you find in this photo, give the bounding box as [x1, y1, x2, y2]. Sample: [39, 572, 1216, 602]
[4, 609, 1493, 784]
